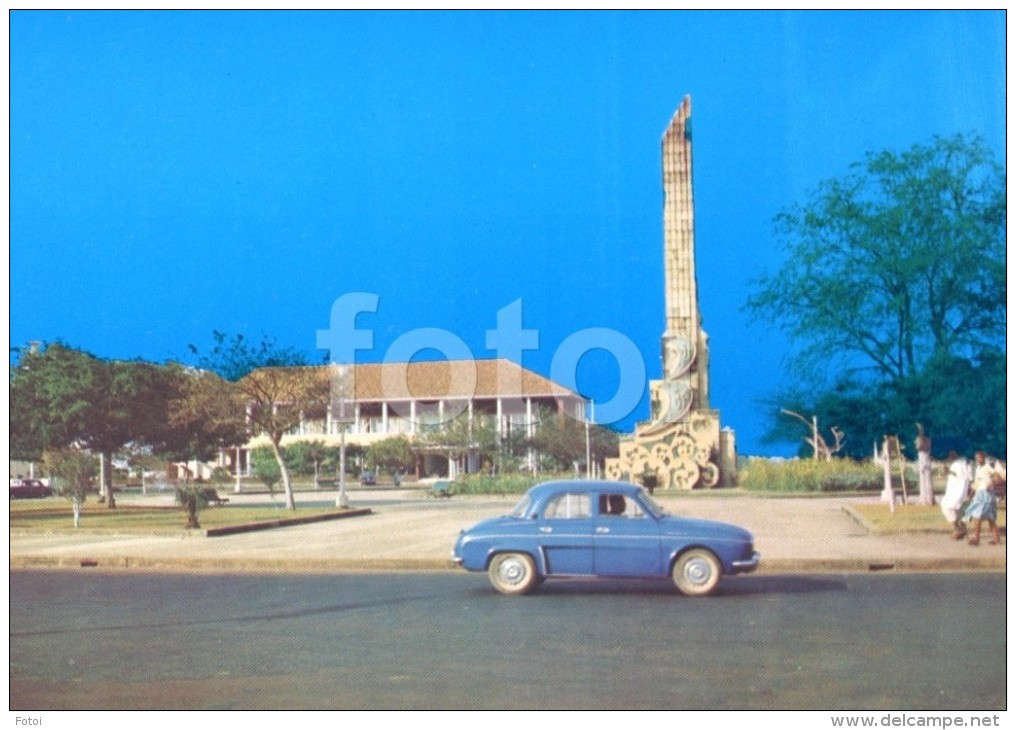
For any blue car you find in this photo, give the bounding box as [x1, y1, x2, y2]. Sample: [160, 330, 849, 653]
[452, 480, 759, 596]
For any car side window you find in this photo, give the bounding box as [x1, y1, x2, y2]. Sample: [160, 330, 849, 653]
[543, 493, 591, 519]
[598, 493, 646, 518]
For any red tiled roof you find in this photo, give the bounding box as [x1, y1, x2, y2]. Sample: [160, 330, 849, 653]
[254, 359, 583, 402]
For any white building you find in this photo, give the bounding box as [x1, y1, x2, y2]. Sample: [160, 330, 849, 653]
[227, 358, 588, 479]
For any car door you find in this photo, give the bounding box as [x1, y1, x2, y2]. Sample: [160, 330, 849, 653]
[592, 491, 663, 576]
[537, 491, 595, 575]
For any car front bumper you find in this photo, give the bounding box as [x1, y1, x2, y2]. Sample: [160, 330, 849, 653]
[731, 551, 761, 574]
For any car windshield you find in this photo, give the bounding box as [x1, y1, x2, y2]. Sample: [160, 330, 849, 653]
[508, 494, 532, 518]
[639, 489, 667, 519]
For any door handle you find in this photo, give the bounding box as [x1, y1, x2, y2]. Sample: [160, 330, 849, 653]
[539, 526, 553, 533]
[595, 526, 610, 534]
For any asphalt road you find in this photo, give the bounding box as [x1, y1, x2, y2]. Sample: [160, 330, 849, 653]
[9, 570, 1006, 711]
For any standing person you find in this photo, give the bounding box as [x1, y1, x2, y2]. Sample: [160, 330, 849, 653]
[915, 424, 934, 505]
[940, 451, 972, 539]
[964, 451, 1002, 546]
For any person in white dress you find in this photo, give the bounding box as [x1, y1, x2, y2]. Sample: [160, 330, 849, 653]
[940, 451, 972, 540]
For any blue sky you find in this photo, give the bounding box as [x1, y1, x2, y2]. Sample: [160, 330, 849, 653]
[9, 11, 1006, 456]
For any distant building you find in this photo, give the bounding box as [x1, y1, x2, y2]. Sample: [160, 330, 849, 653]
[225, 358, 588, 479]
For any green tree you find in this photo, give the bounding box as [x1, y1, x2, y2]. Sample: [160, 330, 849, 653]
[250, 446, 282, 490]
[160, 365, 249, 471]
[41, 448, 98, 527]
[747, 134, 1005, 453]
[418, 412, 498, 472]
[158, 364, 251, 528]
[285, 440, 330, 485]
[323, 442, 362, 479]
[189, 332, 327, 510]
[365, 436, 415, 479]
[528, 410, 585, 471]
[528, 407, 620, 473]
[770, 349, 1005, 461]
[10, 342, 175, 507]
[163, 366, 248, 455]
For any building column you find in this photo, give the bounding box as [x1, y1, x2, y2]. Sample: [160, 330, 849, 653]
[410, 400, 417, 434]
[526, 397, 535, 473]
[382, 402, 389, 433]
[354, 402, 361, 434]
[234, 447, 242, 493]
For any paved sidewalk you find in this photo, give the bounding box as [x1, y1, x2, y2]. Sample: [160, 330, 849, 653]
[8, 490, 1006, 574]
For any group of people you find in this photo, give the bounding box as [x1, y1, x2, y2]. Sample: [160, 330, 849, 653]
[940, 450, 1006, 545]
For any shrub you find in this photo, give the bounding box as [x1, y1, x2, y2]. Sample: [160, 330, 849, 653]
[250, 446, 281, 490]
[739, 457, 887, 492]
[451, 472, 568, 496]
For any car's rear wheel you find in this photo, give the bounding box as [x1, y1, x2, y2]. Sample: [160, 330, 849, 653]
[672, 549, 722, 596]
[488, 552, 538, 595]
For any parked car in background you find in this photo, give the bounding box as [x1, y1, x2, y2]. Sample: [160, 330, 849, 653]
[452, 480, 759, 596]
[360, 470, 377, 485]
[9, 478, 54, 499]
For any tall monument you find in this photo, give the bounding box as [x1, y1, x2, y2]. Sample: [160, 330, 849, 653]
[605, 95, 736, 489]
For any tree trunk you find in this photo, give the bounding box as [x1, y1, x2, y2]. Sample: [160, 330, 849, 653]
[185, 492, 201, 529]
[916, 432, 934, 505]
[102, 451, 116, 508]
[271, 438, 296, 510]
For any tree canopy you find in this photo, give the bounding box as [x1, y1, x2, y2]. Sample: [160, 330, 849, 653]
[365, 436, 415, 477]
[188, 331, 324, 509]
[10, 342, 177, 506]
[747, 134, 1005, 457]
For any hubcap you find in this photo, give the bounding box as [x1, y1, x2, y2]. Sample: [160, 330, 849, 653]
[683, 557, 713, 586]
[499, 558, 526, 584]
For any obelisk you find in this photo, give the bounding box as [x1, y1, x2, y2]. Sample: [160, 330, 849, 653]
[660, 95, 709, 414]
[605, 95, 736, 489]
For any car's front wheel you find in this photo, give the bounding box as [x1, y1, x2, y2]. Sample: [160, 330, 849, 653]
[672, 549, 722, 596]
[488, 552, 538, 595]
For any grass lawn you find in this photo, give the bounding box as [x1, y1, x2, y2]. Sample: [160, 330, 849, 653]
[851, 502, 1007, 533]
[9, 499, 347, 534]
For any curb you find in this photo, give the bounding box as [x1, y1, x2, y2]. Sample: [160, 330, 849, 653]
[10, 555, 1005, 575]
[840, 504, 962, 536]
[841, 504, 876, 533]
[204, 508, 373, 536]
[757, 558, 1006, 574]
[10, 556, 456, 573]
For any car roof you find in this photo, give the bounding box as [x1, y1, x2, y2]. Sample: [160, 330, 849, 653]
[526, 479, 643, 501]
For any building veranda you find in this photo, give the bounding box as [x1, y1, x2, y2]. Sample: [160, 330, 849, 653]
[220, 358, 591, 482]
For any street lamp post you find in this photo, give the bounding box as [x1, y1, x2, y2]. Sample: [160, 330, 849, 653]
[333, 364, 353, 509]
[336, 424, 348, 508]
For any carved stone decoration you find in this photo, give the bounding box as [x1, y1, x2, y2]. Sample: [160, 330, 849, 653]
[605, 95, 736, 489]
[663, 335, 696, 379]
[605, 428, 718, 490]
[652, 380, 693, 426]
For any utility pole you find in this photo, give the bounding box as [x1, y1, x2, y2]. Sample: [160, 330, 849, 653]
[336, 424, 348, 508]
[333, 364, 352, 508]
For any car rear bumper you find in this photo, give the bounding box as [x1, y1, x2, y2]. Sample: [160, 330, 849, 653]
[731, 551, 761, 574]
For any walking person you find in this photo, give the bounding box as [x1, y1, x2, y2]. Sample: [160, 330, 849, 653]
[915, 424, 934, 505]
[964, 451, 1003, 546]
[940, 451, 971, 540]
